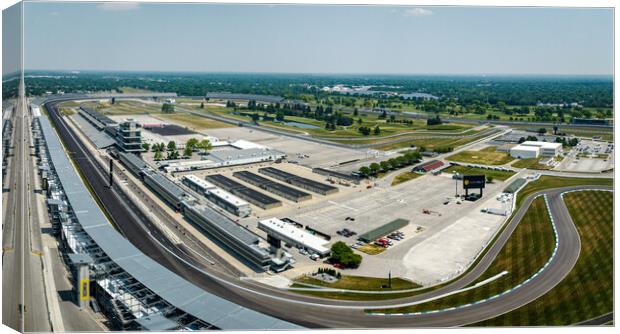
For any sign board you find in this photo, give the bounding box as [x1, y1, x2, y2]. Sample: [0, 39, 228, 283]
[79, 279, 90, 301]
[463, 175, 486, 189]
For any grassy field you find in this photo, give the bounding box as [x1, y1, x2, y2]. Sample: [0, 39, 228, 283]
[374, 129, 498, 152]
[356, 243, 387, 255]
[508, 124, 614, 141]
[514, 176, 612, 208]
[391, 171, 424, 186]
[155, 113, 233, 129]
[511, 158, 553, 170]
[446, 147, 515, 165]
[474, 190, 613, 326]
[442, 165, 516, 181]
[202, 106, 479, 141]
[295, 274, 420, 291]
[373, 196, 555, 314]
[289, 275, 424, 301]
[85, 100, 163, 115]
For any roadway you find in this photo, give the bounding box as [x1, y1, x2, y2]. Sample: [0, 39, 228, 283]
[42, 96, 613, 327]
[2, 80, 51, 332]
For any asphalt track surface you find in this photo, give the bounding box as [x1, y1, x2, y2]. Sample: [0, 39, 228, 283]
[2, 82, 51, 332]
[43, 98, 612, 328]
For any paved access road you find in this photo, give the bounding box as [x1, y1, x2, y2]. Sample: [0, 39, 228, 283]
[2, 81, 51, 332]
[44, 94, 614, 327]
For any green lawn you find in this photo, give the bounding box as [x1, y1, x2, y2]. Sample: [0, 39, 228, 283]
[155, 113, 233, 129]
[446, 147, 515, 165]
[86, 100, 163, 115]
[443, 165, 516, 181]
[474, 190, 613, 326]
[289, 275, 425, 301]
[374, 129, 499, 152]
[514, 176, 612, 208]
[391, 171, 424, 186]
[357, 243, 387, 255]
[512, 158, 553, 170]
[295, 275, 420, 291]
[373, 196, 554, 314]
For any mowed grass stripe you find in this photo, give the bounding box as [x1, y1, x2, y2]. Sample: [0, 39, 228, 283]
[474, 190, 613, 326]
[373, 196, 554, 313]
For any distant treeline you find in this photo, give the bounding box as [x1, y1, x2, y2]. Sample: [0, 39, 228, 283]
[9, 71, 612, 108]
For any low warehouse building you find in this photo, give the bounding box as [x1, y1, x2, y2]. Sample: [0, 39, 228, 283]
[358, 219, 409, 243]
[206, 174, 282, 210]
[143, 171, 196, 210]
[182, 204, 272, 271]
[233, 171, 312, 202]
[205, 189, 252, 218]
[520, 141, 562, 156]
[258, 218, 330, 257]
[510, 145, 540, 159]
[182, 175, 251, 217]
[258, 167, 338, 195]
[119, 152, 150, 178]
[412, 160, 444, 173]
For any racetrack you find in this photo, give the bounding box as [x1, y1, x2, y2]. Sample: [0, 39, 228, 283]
[42, 96, 612, 328]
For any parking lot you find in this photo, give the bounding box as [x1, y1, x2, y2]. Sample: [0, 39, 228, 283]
[558, 139, 614, 172]
[204, 127, 369, 168]
[259, 170, 514, 285]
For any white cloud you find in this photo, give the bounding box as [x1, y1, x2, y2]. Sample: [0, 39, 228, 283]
[96, 2, 141, 11]
[50, 11, 59, 16]
[403, 8, 433, 17]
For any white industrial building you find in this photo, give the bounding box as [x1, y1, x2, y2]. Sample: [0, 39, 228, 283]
[165, 148, 286, 173]
[510, 141, 562, 159]
[182, 175, 251, 217]
[510, 145, 540, 159]
[258, 218, 330, 257]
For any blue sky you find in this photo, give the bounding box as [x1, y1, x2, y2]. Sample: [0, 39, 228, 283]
[18, 2, 614, 75]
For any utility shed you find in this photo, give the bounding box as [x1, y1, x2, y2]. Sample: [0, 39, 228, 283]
[358, 218, 409, 242]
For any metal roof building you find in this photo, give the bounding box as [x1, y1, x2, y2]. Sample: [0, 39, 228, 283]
[258, 218, 330, 256]
[73, 113, 117, 149]
[182, 204, 271, 271]
[37, 113, 302, 330]
[358, 219, 410, 242]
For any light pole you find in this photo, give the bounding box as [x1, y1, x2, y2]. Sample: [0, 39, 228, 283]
[455, 172, 459, 197]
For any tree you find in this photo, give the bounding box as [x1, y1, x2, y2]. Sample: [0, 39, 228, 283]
[518, 137, 526, 144]
[387, 158, 398, 169]
[197, 139, 212, 153]
[161, 103, 175, 113]
[329, 241, 362, 268]
[373, 125, 381, 135]
[200, 102, 204, 108]
[183, 145, 193, 158]
[167, 140, 176, 152]
[427, 115, 442, 126]
[538, 128, 547, 135]
[486, 176, 494, 183]
[357, 118, 363, 125]
[276, 110, 285, 122]
[153, 150, 163, 161]
[142, 143, 150, 151]
[380, 161, 390, 172]
[358, 166, 370, 177]
[250, 113, 260, 123]
[369, 162, 381, 175]
[353, 108, 359, 116]
[186, 138, 199, 150]
[553, 125, 559, 135]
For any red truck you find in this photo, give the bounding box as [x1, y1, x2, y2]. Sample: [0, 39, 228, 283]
[374, 238, 389, 248]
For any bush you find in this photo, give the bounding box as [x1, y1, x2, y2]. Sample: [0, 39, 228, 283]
[330, 241, 362, 268]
